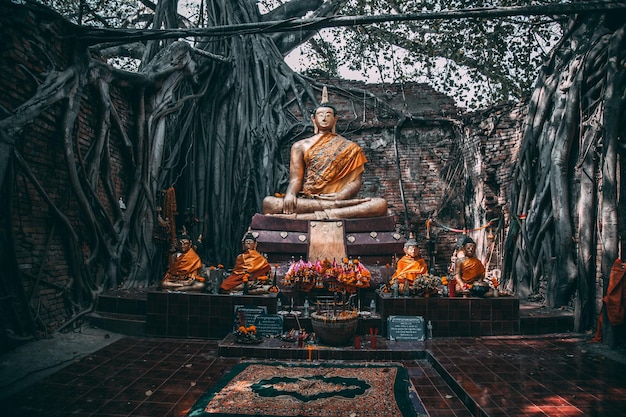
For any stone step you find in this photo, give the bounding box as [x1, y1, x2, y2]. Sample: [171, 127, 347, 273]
[519, 310, 574, 335]
[87, 312, 146, 337]
[95, 290, 147, 316]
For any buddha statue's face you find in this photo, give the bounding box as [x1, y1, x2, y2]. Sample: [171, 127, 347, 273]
[178, 238, 191, 252]
[312, 106, 337, 132]
[463, 242, 477, 257]
[404, 245, 419, 258]
[242, 238, 257, 251]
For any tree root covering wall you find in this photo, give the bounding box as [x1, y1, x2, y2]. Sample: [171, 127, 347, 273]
[1, 2, 623, 349]
[0, 3, 478, 347]
[0, 3, 137, 350]
[504, 14, 626, 341]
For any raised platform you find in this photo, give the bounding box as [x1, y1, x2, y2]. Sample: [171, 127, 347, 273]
[144, 291, 278, 339]
[380, 293, 520, 337]
[217, 332, 428, 361]
[86, 289, 561, 340]
[250, 213, 405, 263]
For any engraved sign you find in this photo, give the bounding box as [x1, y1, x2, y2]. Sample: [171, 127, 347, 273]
[234, 305, 268, 329]
[387, 316, 425, 341]
[254, 314, 284, 336]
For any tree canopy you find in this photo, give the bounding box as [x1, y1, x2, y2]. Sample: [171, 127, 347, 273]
[37, 0, 575, 109]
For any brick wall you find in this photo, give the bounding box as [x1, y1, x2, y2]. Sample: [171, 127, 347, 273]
[460, 102, 526, 273]
[299, 79, 523, 276]
[0, 3, 134, 335]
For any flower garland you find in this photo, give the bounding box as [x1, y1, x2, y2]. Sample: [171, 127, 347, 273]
[429, 217, 497, 234]
[282, 258, 371, 293]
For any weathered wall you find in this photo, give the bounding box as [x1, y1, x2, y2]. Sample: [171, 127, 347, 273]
[296, 79, 523, 277]
[461, 102, 527, 281]
[0, 4, 135, 343]
[0, 4, 537, 343]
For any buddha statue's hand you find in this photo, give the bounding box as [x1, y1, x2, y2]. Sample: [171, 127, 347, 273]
[282, 194, 297, 214]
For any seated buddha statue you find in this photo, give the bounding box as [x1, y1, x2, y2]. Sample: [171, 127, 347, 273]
[220, 232, 271, 293]
[161, 234, 206, 292]
[454, 236, 485, 292]
[262, 91, 387, 220]
[390, 237, 428, 291]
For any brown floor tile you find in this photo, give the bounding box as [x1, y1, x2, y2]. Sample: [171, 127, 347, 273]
[1, 335, 625, 417]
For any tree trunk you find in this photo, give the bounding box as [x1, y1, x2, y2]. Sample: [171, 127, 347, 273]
[504, 14, 626, 331]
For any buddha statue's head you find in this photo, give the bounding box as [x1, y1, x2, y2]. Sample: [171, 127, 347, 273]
[311, 104, 338, 134]
[177, 233, 192, 252]
[403, 238, 420, 258]
[311, 86, 338, 134]
[461, 236, 477, 257]
[242, 232, 258, 252]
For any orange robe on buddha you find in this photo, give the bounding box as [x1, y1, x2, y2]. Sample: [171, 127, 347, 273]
[301, 133, 367, 196]
[391, 256, 428, 283]
[458, 257, 485, 284]
[162, 248, 203, 283]
[220, 249, 271, 291]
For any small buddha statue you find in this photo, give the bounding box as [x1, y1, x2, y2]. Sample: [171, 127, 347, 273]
[161, 234, 206, 292]
[389, 237, 428, 293]
[220, 232, 271, 293]
[454, 236, 485, 293]
[262, 88, 387, 220]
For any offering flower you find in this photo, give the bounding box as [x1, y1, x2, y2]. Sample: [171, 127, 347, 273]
[282, 257, 371, 292]
[235, 324, 262, 344]
[411, 274, 443, 296]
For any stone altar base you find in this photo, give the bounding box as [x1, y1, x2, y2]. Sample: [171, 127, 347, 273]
[249, 213, 406, 264]
[140, 290, 520, 340]
[379, 293, 520, 337]
[89, 289, 572, 338]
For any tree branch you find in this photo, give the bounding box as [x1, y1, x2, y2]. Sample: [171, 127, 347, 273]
[73, 2, 626, 44]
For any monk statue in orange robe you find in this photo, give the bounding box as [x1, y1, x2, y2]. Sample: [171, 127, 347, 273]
[161, 234, 206, 292]
[454, 236, 485, 292]
[390, 238, 428, 291]
[262, 92, 387, 220]
[220, 232, 271, 293]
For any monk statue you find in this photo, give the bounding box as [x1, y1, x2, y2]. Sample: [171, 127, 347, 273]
[262, 91, 387, 220]
[390, 237, 428, 290]
[454, 236, 485, 292]
[161, 234, 206, 292]
[220, 232, 272, 293]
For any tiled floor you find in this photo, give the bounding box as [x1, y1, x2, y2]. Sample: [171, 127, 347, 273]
[1, 334, 625, 417]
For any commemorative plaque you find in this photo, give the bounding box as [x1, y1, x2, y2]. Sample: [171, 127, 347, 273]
[387, 315, 425, 341]
[254, 314, 284, 336]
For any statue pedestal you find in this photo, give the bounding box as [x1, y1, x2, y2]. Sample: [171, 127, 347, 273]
[249, 214, 405, 263]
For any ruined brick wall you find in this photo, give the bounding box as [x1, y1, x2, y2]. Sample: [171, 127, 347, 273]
[0, 4, 135, 336]
[459, 102, 526, 277]
[276, 77, 527, 274]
